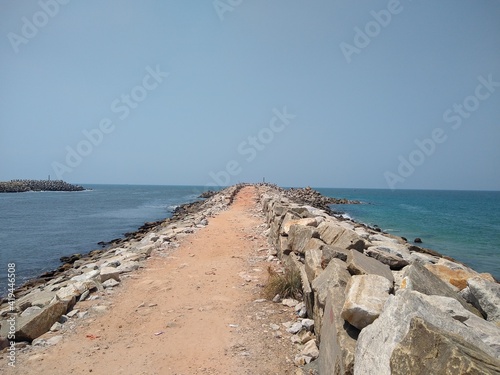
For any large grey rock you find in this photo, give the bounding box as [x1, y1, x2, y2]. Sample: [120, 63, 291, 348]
[290, 254, 314, 320]
[390, 317, 500, 375]
[16, 290, 56, 310]
[402, 262, 481, 316]
[311, 259, 352, 336]
[117, 260, 140, 273]
[281, 217, 317, 236]
[70, 269, 100, 283]
[317, 221, 365, 251]
[467, 277, 500, 323]
[288, 224, 319, 254]
[304, 248, 323, 283]
[20, 306, 42, 317]
[318, 292, 358, 375]
[347, 250, 394, 283]
[423, 294, 500, 354]
[341, 274, 392, 330]
[316, 220, 344, 245]
[321, 245, 349, 264]
[100, 267, 121, 283]
[365, 246, 409, 270]
[354, 289, 498, 375]
[14, 299, 69, 341]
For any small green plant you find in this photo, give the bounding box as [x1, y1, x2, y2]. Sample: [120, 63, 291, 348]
[264, 266, 303, 300]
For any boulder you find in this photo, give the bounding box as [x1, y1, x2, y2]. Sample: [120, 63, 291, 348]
[341, 275, 392, 330]
[16, 290, 56, 310]
[305, 248, 323, 283]
[100, 267, 121, 283]
[288, 225, 319, 254]
[425, 262, 493, 290]
[316, 221, 343, 246]
[70, 269, 100, 283]
[365, 248, 409, 270]
[318, 292, 358, 375]
[117, 260, 140, 273]
[354, 289, 498, 375]
[279, 212, 301, 235]
[317, 221, 365, 251]
[281, 217, 317, 236]
[321, 245, 349, 264]
[423, 294, 500, 354]
[13, 299, 69, 342]
[390, 317, 500, 375]
[347, 250, 394, 283]
[467, 277, 500, 323]
[402, 262, 482, 317]
[290, 254, 314, 319]
[311, 258, 352, 336]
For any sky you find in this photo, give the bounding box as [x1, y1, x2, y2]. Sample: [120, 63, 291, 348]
[1, 0, 499, 190]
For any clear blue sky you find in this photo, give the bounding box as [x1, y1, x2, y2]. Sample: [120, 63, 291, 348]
[1, 0, 499, 190]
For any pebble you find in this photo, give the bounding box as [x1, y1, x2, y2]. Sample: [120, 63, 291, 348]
[282, 299, 299, 308]
[301, 319, 315, 331]
[287, 322, 303, 334]
[270, 323, 280, 331]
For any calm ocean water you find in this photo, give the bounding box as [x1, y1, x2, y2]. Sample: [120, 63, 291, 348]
[0, 185, 212, 296]
[317, 188, 500, 280]
[1, 185, 498, 297]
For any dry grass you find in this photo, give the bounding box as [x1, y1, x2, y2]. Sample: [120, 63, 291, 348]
[263, 266, 303, 300]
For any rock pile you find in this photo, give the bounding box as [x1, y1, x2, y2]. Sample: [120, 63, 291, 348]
[0, 185, 244, 345]
[0, 180, 85, 193]
[258, 185, 500, 374]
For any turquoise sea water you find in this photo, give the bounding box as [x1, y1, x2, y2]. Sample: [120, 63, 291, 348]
[0, 185, 211, 296]
[317, 188, 500, 280]
[1, 185, 498, 297]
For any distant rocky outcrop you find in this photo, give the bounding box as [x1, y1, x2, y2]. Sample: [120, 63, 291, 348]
[0, 180, 85, 193]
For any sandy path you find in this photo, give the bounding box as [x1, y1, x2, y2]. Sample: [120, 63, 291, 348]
[8, 186, 298, 374]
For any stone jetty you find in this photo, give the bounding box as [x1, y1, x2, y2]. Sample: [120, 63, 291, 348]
[258, 184, 500, 374]
[0, 180, 85, 193]
[1, 184, 499, 374]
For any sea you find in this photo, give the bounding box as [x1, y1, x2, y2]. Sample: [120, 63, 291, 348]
[0, 185, 212, 297]
[0, 185, 498, 297]
[317, 188, 500, 281]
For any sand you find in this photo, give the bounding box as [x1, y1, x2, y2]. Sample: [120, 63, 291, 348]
[6, 186, 299, 375]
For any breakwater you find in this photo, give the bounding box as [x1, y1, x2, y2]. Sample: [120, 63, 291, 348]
[1, 184, 499, 374]
[258, 184, 500, 374]
[0, 180, 84, 193]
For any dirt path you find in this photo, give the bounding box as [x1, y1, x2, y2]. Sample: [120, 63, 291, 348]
[8, 186, 298, 375]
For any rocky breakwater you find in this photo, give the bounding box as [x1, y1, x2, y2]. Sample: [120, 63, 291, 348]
[0, 180, 85, 193]
[258, 185, 500, 374]
[0, 184, 244, 350]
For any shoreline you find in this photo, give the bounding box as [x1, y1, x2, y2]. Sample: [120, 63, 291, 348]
[1, 184, 499, 374]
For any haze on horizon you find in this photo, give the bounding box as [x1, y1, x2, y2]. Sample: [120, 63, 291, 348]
[1, 1, 499, 191]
